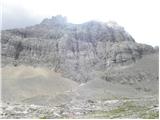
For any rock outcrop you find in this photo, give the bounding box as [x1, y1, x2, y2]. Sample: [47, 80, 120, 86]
[1, 15, 156, 82]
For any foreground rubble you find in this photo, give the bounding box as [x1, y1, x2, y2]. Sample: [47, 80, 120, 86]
[0, 97, 158, 119]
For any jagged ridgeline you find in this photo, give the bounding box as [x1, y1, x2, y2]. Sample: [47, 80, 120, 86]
[1, 15, 156, 82]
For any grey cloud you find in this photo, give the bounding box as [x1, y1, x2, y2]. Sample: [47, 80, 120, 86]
[2, 5, 42, 30]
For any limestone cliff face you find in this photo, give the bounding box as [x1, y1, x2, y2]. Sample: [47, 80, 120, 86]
[1, 15, 156, 82]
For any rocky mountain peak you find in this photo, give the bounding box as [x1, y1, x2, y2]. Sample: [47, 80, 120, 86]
[40, 15, 67, 27]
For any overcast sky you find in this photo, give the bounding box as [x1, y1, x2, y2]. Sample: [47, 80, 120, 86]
[1, 0, 160, 46]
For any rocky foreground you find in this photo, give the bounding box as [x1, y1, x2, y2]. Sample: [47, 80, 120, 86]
[0, 97, 158, 119]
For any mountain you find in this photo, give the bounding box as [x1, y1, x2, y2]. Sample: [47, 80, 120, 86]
[1, 15, 157, 82]
[0, 15, 159, 119]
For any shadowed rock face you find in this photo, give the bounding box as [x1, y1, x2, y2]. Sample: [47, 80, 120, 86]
[1, 15, 157, 82]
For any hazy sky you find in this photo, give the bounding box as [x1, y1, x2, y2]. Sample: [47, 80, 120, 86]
[1, 0, 160, 46]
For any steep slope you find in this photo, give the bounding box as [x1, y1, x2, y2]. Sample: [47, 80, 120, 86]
[1, 15, 156, 82]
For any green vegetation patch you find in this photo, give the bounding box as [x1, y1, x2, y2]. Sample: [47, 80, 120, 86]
[84, 101, 159, 119]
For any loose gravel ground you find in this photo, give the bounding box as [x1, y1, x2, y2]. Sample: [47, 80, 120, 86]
[0, 97, 158, 119]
